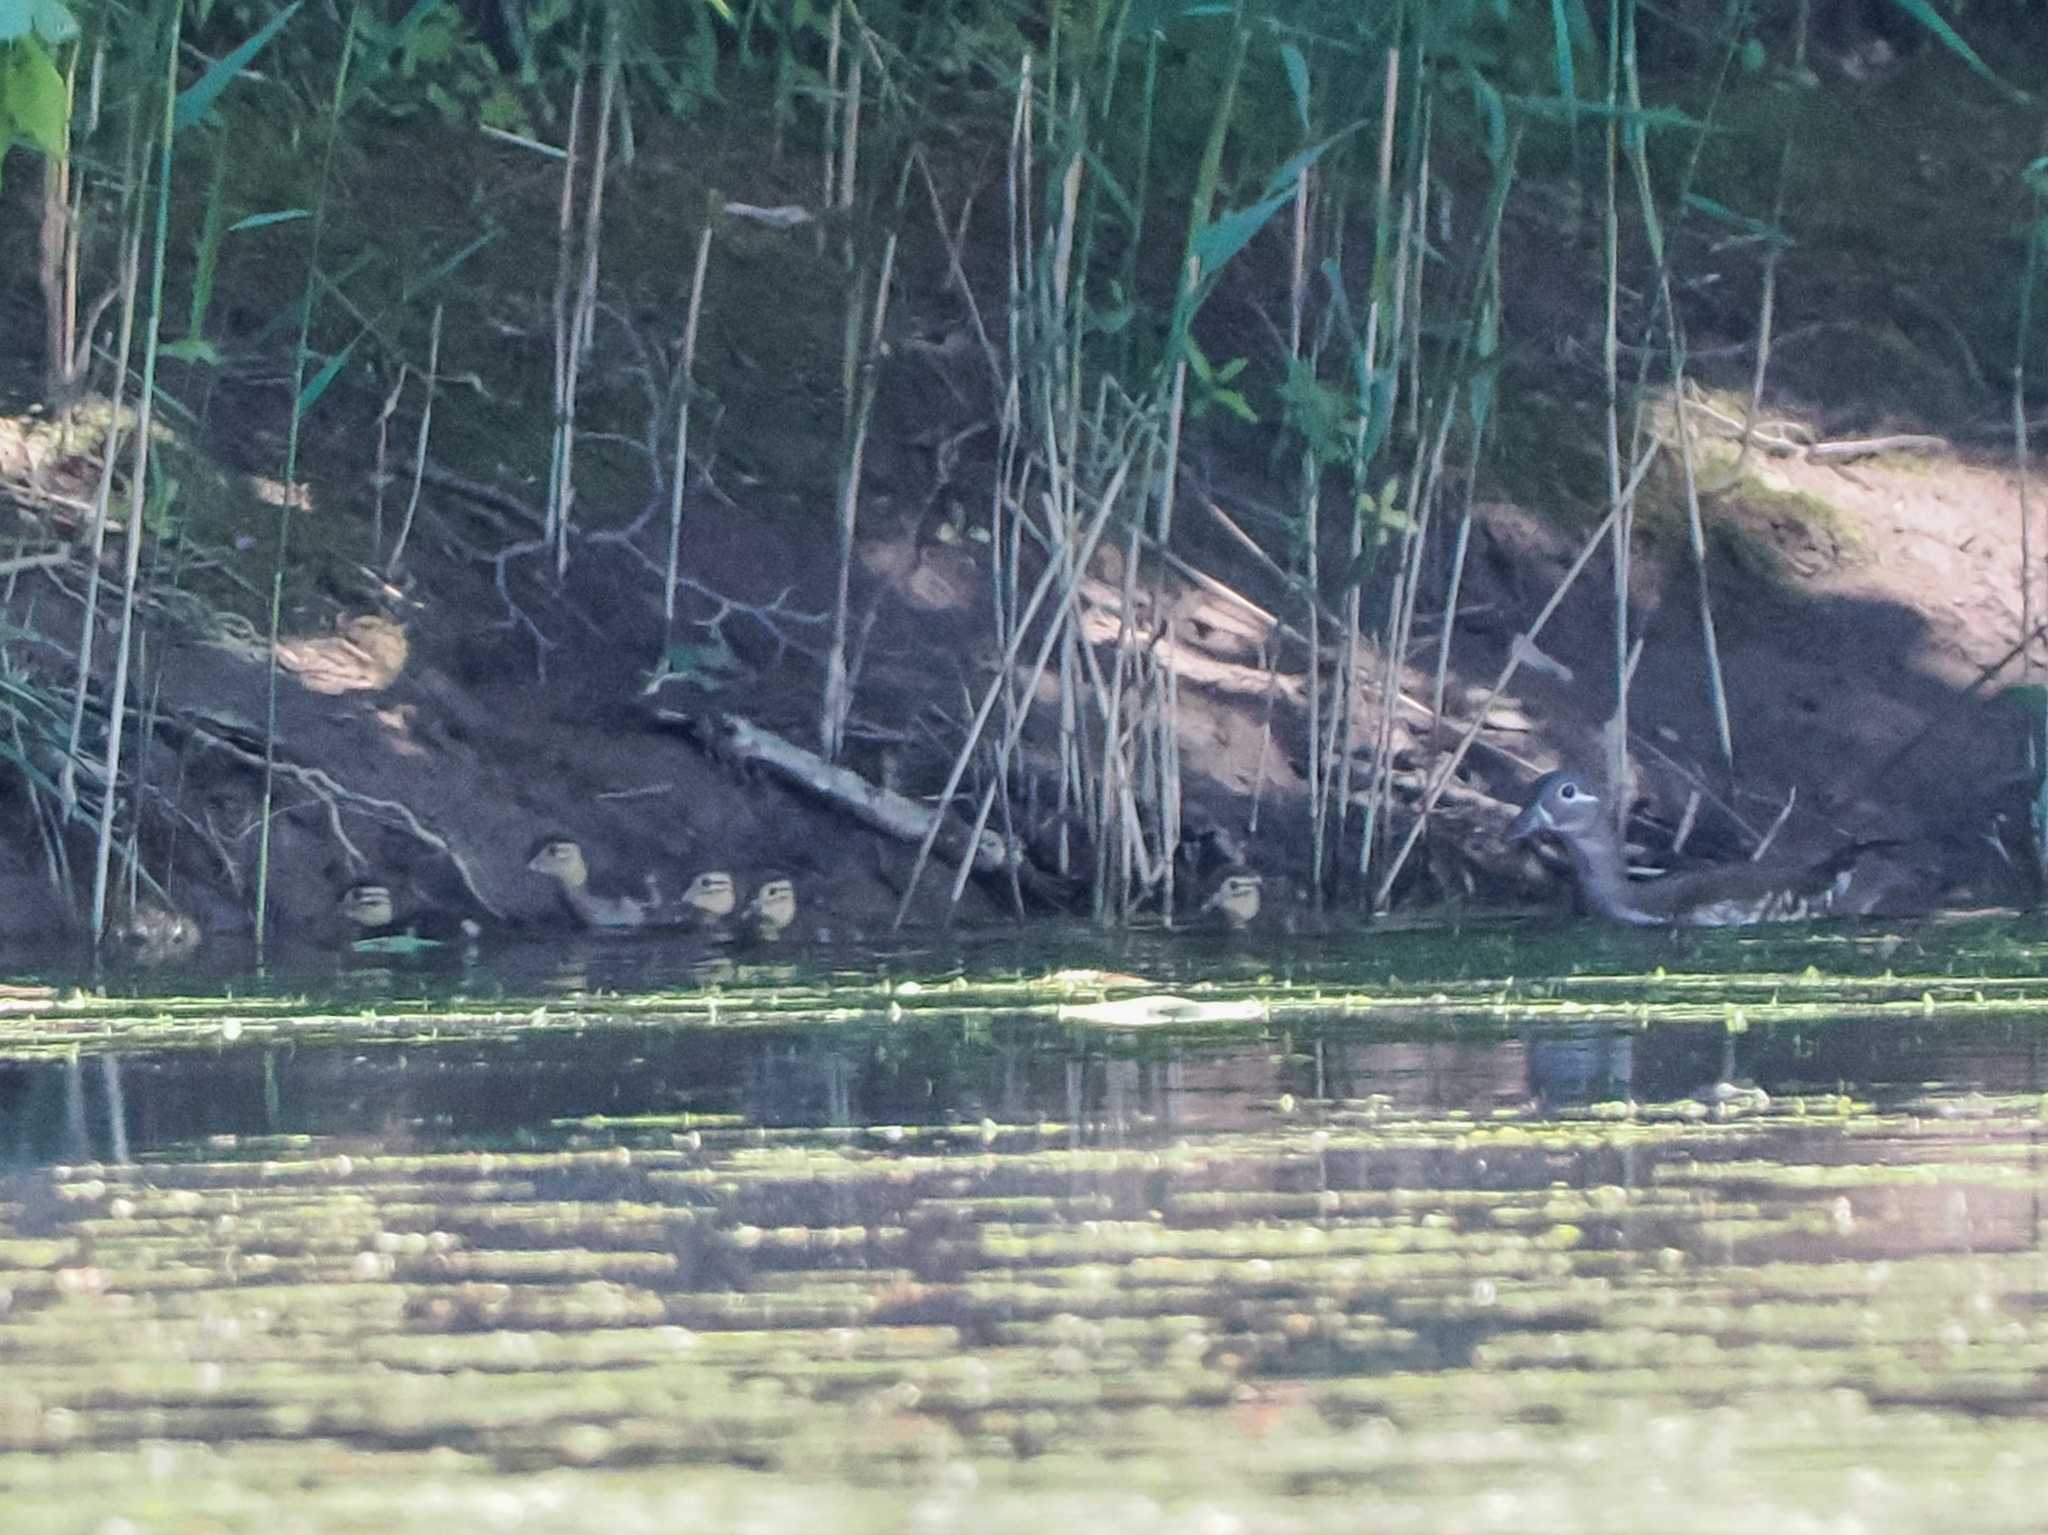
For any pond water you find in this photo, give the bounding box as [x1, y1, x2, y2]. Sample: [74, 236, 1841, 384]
[5, 917, 2048, 1533]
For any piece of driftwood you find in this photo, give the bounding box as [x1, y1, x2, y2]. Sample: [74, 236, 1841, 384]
[667, 710, 1074, 909]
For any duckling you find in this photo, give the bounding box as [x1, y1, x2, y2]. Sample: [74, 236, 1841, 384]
[110, 901, 202, 965]
[1197, 870, 1263, 930]
[673, 869, 738, 933]
[526, 836, 663, 930]
[742, 875, 799, 942]
[339, 881, 480, 949]
[339, 882, 397, 933]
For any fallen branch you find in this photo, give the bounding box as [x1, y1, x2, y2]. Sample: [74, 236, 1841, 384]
[168, 711, 505, 918]
[667, 709, 1072, 909]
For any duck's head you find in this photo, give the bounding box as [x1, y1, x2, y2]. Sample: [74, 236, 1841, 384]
[115, 903, 201, 964]
[1508, 771, 1607, 844]
[1199, 871, 1263, 928]
[340, 883, 396, 929]
[745, 876, 798, 934]
[526, 837, 589, 887]
[680, 870, 737, 918]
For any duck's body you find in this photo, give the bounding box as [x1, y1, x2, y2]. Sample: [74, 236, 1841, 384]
[1509, 770, 1916, 926]
[1198, 871, 1263, 930]
[526, 838, 663, 930]
[667, 870, 738, 937]
[742, 875, 798, 942]
[339, 883, 480, 947]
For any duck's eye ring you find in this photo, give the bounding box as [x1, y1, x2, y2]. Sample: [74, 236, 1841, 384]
[1558, 781, 1578, 800]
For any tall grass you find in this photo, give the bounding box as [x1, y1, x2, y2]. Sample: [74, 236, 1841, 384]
[254, 2, 355, 958]
[7, 0, 2023, 943]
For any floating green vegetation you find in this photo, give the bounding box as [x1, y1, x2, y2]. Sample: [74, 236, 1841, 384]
[5, 1065, 2048, 1534]
[8, 909, 2048, 1059]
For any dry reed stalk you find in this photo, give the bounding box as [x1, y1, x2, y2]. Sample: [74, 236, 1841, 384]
[370, 362, 408, 562]
[1600, 0, 1630, 828]
[1712, 141, 1791, 493]
[1402, 102, 1430, 443]
[1155, 255, 1195, 540]
[1667, 345, 1735, 775]
[1428, 433, 1481, 748]
[90, 17, 179, 948]
[384, 303, 440, 576]
[1344, 53, 1406, 878]
[544, 49, 587, 569]
[1750, 785, 1795, 862]
[838, 47, 860, 217]
[1159, 625, 1182, 919]
[664, 213, 716, 639]
[913, 152, 1001, 386]
[556, 22, 619, 579]
[61, 196, 145, 822]
[38, 46, 77, 402]
[821, 215, 901, 762]
[1374, 442, 1659, 907]
[1286, 105, 1328, 901]
[893, 441, 1144, 929]
[1301, 462, 1324, 902]
[1247, 638, 1278, 835]
[256, 3, 357, 956]
[822, 1, 840, 220]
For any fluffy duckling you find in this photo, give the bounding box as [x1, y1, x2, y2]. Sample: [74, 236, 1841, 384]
[673, 869, 738, 933]
[339, 882, 479, 948]
[1197, 870, 1263, 930]
[742, 875, 798, 942]
[340, 882, 397, 932]
[526, 836, 663, 930]
[110, 901, 202, 965]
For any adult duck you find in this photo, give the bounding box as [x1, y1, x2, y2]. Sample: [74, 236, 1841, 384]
[1508, 770, 1922, 926]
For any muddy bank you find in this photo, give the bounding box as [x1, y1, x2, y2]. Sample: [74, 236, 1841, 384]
[0, 408, 2034, 964]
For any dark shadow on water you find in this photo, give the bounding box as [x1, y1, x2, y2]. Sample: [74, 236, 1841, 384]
[6, 1004, 2048, 1172]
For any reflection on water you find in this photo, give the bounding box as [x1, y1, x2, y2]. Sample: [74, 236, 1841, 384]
[4, 996, 2048, 1532]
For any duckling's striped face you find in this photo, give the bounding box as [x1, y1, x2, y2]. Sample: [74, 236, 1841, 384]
[121, 904, 201, 959]
[527, 839, 589, 887]
[341, 884, 395, 928]
[1508, 772, 1604, 843]
[681, 870, 737, 918]
[746, 877, 798, 932]
[1201, 872, 1263, 927]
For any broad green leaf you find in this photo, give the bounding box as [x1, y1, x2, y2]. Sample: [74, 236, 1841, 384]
[1547, 0, 1576, 107]
[0, 0, 32, 41]
[1682, 192, 1788, 247]
[1191, 124, 1362, 280]
[1213, 388, 1256, 424]
[1466, 65, 1506, 167]
[1280, 42, 1309, 135]
[297, 333, 358, 415]
[159, 338, 222, 365]
[1877, 0, 2024, 101]
[1504, 93, 1704, 133]
[1080, 145, 1138, 228]
[227, 208, 310, 233]
[0, 35, 67, 154]
[174, 0, 302, 134]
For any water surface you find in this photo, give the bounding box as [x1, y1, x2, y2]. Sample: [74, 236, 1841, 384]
[4, 918, 2048, 1532]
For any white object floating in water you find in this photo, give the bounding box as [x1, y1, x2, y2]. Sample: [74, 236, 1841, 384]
[1057, 994, 1269, 1028]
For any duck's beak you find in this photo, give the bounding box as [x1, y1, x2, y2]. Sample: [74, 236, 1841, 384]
[1507, 800, 1552, 842]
